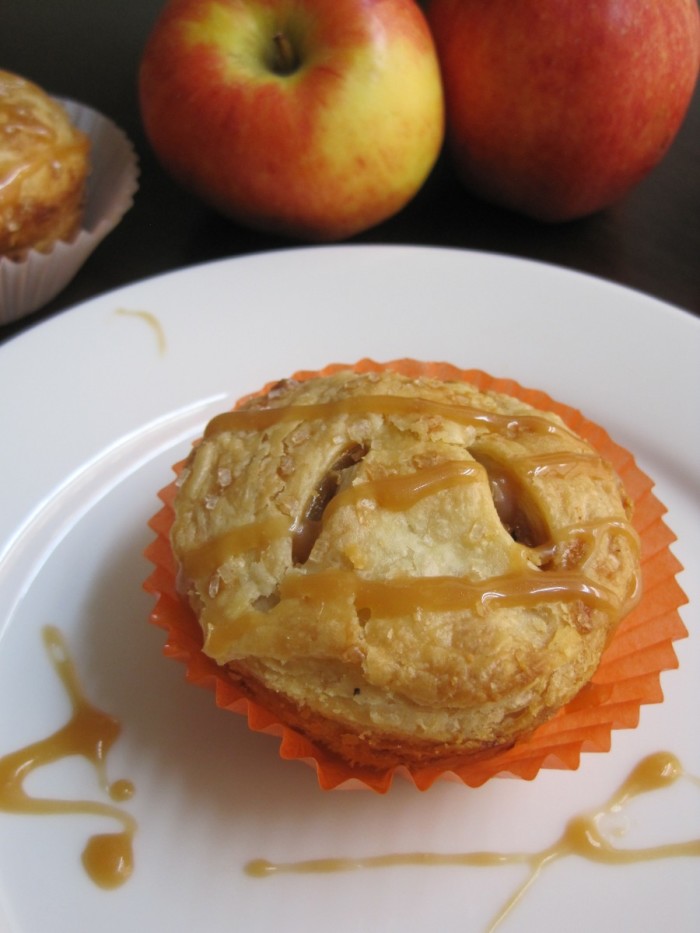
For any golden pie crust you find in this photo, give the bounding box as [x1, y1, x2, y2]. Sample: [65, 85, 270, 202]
[171, 369, 641, 769]
[1, 70, 89, 259]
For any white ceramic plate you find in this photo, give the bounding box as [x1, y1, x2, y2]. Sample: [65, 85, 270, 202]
[0, 245, 698, 933]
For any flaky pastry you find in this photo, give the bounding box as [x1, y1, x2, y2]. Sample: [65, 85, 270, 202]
[1, 70, 89, 259]
[171, 369, 641, 769]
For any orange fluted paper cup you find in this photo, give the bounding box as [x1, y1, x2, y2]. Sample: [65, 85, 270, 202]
[143, 359, 688, 792]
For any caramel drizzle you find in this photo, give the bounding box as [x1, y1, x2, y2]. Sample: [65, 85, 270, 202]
[183, 457, 633, 580]
[538, 518, 640, 559]
[246, 752, 700, 932]
[322, 459, 485, 525]
[0, 627, 136, 890]
[184, 387, 640, 620]
[183, 461, 486, 578]
[535, 518, 642, 609]
[517, 449, 613, 480]
[115, 308, 167, 355]
[203, 394, 569, 440]
[182, 515, 291, 578]
[0, 141, 88, 196]
[279, 567, 618, 617]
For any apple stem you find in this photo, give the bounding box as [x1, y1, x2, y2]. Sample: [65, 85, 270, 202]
[272, 31, 299, 76]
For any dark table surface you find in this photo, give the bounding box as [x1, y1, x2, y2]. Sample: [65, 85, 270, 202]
[2, 0, 699, 346]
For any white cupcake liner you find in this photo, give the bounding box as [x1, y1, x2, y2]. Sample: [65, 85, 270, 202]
[1, 98, 139, 326]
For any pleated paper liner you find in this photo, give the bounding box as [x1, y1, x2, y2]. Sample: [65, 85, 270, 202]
[143, 359, 688, 792]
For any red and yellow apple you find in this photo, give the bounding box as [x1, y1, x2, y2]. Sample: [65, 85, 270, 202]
[139, 0, 444, 240]
[426, 0, 700, 222]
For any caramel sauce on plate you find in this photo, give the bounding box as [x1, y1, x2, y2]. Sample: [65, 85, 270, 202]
[115, 307, 167, 355]
[247, 751, 700, 931]
[2, 630, 696, 929]
[0, 626, 136, 889]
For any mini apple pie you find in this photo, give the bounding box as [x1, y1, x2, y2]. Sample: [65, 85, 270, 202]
[1, 70, 90, 259]
[170, 368, 641, 769]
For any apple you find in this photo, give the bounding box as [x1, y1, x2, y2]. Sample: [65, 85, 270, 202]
[139, 0, 444, 241]
[426, 0, 700, 222]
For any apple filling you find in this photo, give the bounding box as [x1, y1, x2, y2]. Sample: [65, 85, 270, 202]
[468, 449, 549, 550]
[291, 443, 369, 566]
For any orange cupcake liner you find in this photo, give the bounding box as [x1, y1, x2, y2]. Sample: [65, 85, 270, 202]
[143, 359, 688, 792]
